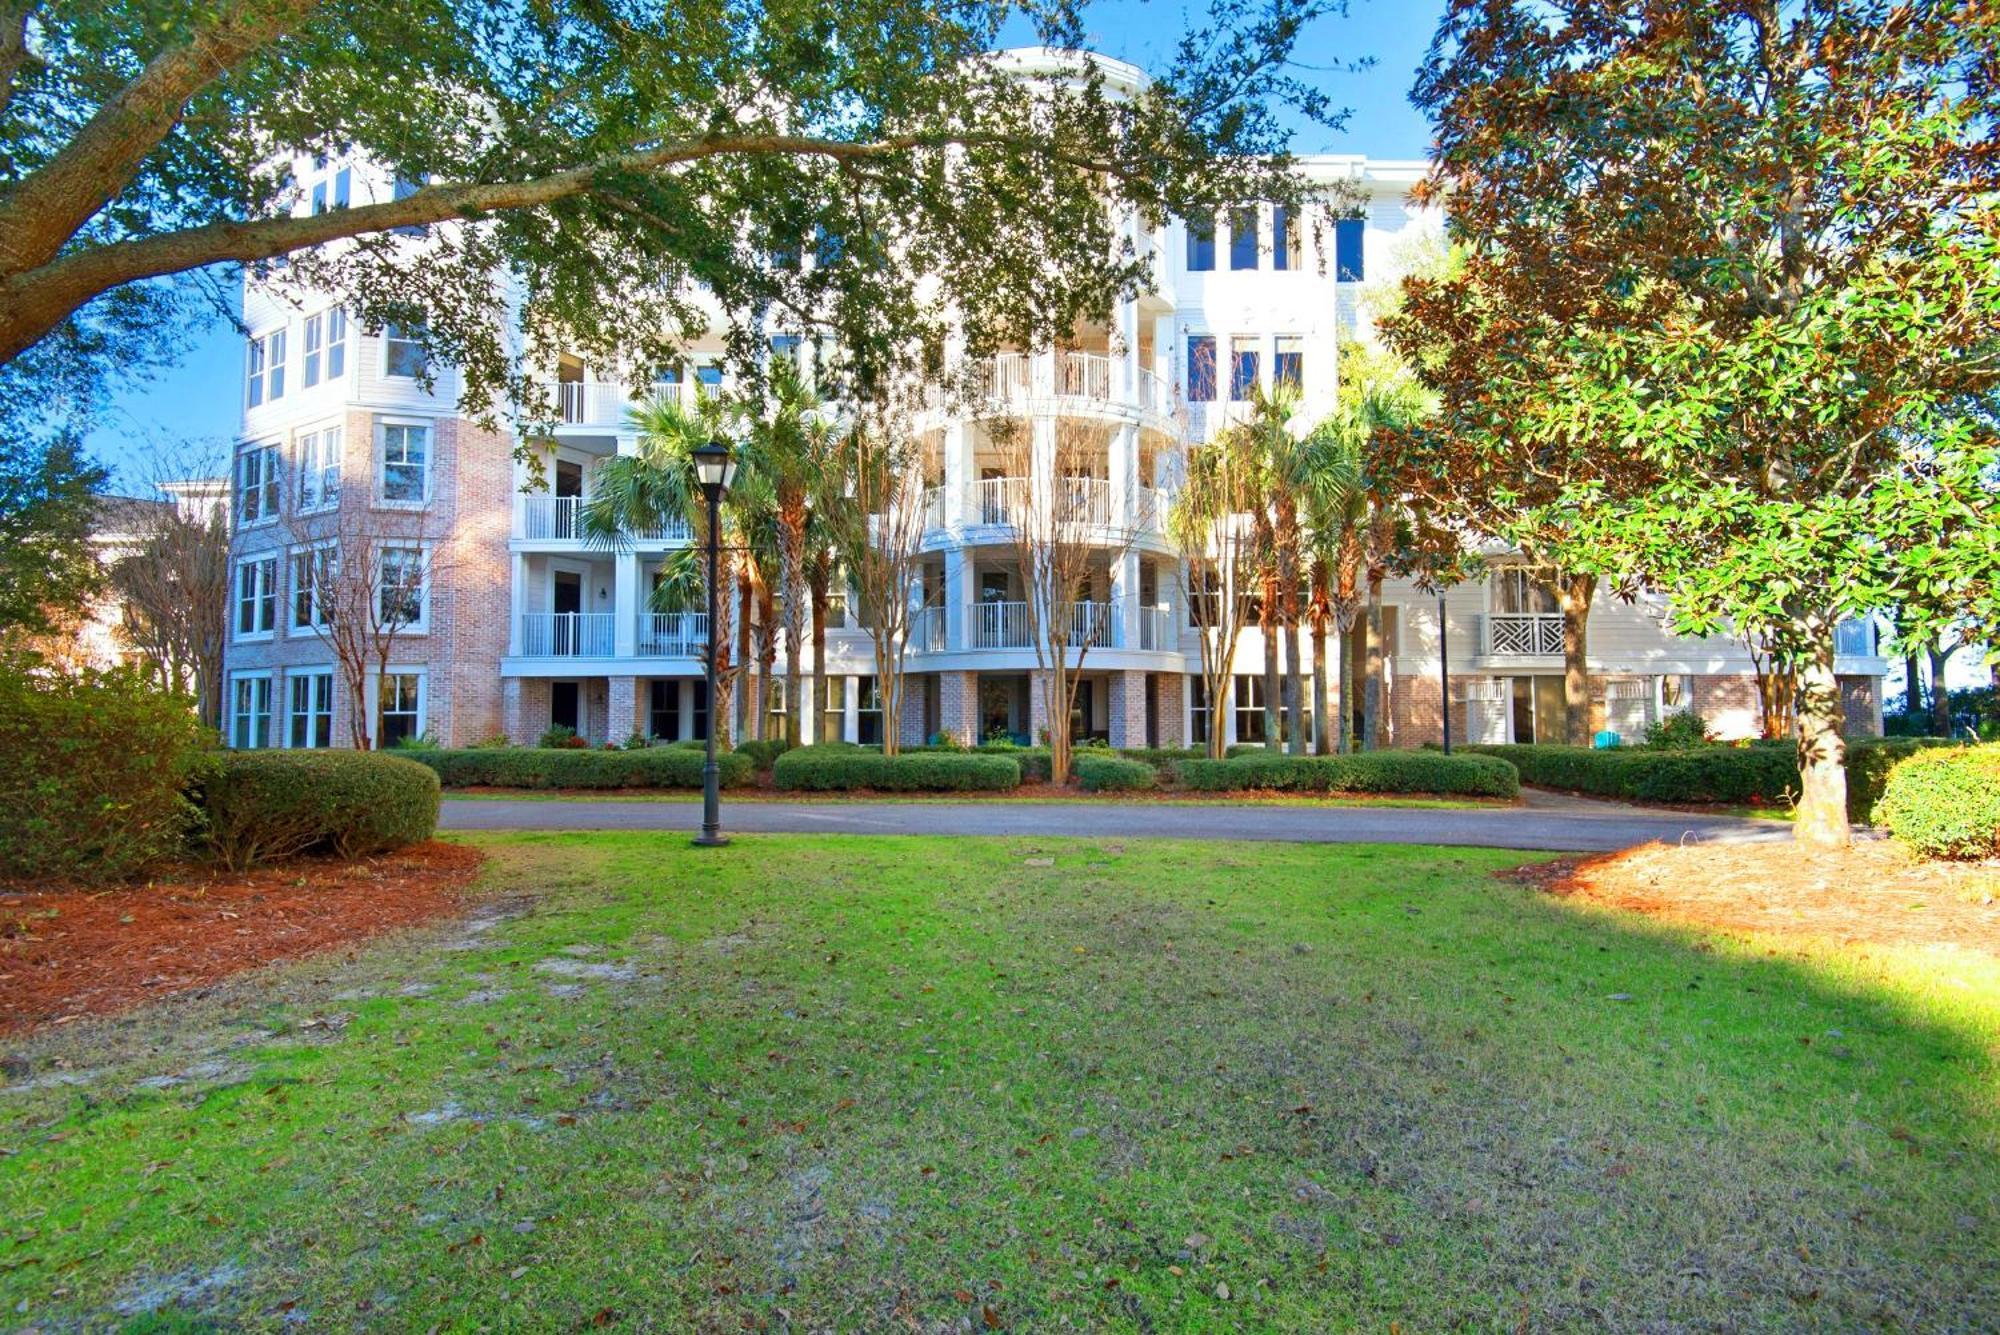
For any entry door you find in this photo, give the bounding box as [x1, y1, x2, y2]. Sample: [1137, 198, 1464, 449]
[554, 458, 585, 538]
[553, 571, 584, 655]
[551, 681, 580, 733]
[1510, 676, 1536, 743]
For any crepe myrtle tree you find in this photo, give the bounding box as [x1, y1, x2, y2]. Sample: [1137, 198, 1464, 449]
[1403, 0, 2000, 849]
[0, 0, 1353, 442]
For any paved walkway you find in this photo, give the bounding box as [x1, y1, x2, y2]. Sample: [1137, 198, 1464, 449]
[440, 792, 1793, 853]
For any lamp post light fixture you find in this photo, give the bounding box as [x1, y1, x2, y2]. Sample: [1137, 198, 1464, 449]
[692, 439, 737, 847]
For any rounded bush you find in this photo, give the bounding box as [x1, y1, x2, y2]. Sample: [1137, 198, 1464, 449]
[735, 737, 793, 771]
[197, 751, 440, 870]
[1877, 746, 2000, 860]
[1075, 754, 1156, 793]
[406, 747, 752, 790]
[1180, 751, 1519, 798]
[773, 747, 1020, 792]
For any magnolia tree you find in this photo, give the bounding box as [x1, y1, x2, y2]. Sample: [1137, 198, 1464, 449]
[1402, 0, 2000, 848]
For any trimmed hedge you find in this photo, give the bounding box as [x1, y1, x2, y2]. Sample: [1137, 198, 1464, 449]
[980, 745, 1051, 781]
[1467, 738, 1952, 820]
[773, 746, 1020, 792]
[1877, 746, 2000, 860]
[1075, 754, 1157, 793]
[408, 746, 753, 790]
[1113, 747, 1208, 781]
[197, 751, 439, 871]
[1181, 751, 1520, 798]
[0, 662, 211, 884]
[735, 737, 793, 771]
[1843, 738, 1958, 824]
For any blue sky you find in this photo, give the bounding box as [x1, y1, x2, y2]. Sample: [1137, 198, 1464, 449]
[83, 0, 1442, 490]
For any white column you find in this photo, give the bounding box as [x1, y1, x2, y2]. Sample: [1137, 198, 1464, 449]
[1222, 675, 1239, 746]
[508, 552, 526, 655]
[613, 552, 639, 657]
[614, 432, 640, 458]
[945, 548, 969, 649]
[1117, 296, 1141, 401]
[1113, 550, 1142, 650]
[943, 421, 973, 527]
[1151, 314, 1174, 387]
[844, 675, 859, 743]
[679, 679, 694, 741]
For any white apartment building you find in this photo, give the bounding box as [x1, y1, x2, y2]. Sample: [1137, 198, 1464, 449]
[220, 55, 1889, 755]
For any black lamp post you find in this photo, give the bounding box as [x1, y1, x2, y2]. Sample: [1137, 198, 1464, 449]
[1438, 590, 1453, 756]
[692, 439, 737, 847]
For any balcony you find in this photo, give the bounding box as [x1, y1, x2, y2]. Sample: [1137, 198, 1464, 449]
[516, 494, 690, 545]
[970, 600, 1032, 649]
[960, 476, 1121, 530]
[956, 352, 1172, 423]
[518, 612, 615, 657]
[1479, 612, 1565, 658]
[1136, 603, 1177, 651]
[541, 378, 685, 428]
[960, 600, 1126, 652]
[637, 611, 708, 656]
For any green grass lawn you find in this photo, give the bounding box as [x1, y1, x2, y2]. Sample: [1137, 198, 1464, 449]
[3, 835, 1996, 1330]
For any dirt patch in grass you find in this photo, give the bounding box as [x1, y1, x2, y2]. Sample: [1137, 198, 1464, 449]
[0, 842, 483, 1036]
[1506, 839, 2000, 953]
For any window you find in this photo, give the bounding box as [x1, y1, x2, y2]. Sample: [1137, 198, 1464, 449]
[378, 422, 430, 504]
[376, 545, 427, 629]
[1186, 335, 1216, 403]
[696, 362, 723, 391]
[821, 674, 847, 742]
[383, 323, 427, 379]
[1185, 213, 1216, 271]
[856, 675, 883, 746]
[1273, 335, 1303, 391]
[1189, 675, 1211, 744]
[1229, 336, 1260, 401]
[296, 426, 342, 512]
[770, 334, 802, 365]
[290, 544, 335, 630]
[814, 226, 845, 267]
[326, 309, 347, 379]
[1273, 205, 1300, 271]
[310, 179, 327, 215]
[1334, 217, 1365, 282]
[764, 677, 787, 732]
[377, 672, 424, 748]
[231, 674, 273, 749]
[1492, 567, 1560, 615]
[302, 314, 323, 387]
[302, 311, 346, 386]
[333, 167, 350, 208]
[1659, 673, 1694, 714]
[391, 174, 427, 237]
[1233, 673, 1267, 743]
[235, 556, 278, 638]
[235, 445, 281, 525]
[1186, 569, 1221, 627]
[770, 236, 801, 271]
[288, 671, 334, 748]
[246, 330, 285, 406]
[1229, 206, 1259, 270]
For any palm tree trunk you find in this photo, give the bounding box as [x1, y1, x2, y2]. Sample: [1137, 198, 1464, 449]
[1336, 613, 1356, 754]
[1312, 616, 1330, 755]
[1362, 576, 1383, 749]
[810, 573, 830, 742]
[737, 568, 756, 741]
[1284, 621, 1306, 755]
[780, 517, 805, 747]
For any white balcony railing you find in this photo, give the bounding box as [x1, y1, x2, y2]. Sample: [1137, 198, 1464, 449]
[922, 485, 946, 531]
[544, 378, 686, 427]
[970, 476, 1026, 526]
[971, 600, 1032, 649]
[1482, 612, 1565, 657]
[1056, 351, 1112, 400]
[1064, 600, 1115, 648]
[636, 611, 708, 656]
[1137, 603, 1176, 651]
[985, 354, 1032, 401]
[518, 612, 615, 657]
[910, 605, 948, 653]
[516, 494, 691, 544]
[1056, 477, 1111, 526]
[1136, 486, 1170, 531]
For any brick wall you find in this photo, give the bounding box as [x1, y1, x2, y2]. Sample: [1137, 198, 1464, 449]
[436, 419, 515, 746]
[899, 673, 931, 747]
[1151, 672, 1186, 748]
[607, 676, 640, 743]
[1694, 674, 1761, 741]
[1029, 670, 1051, 742]
[938, 670, 979, 745]
[1107, 670, 1147, 748]
[1839, 674, 1882, 736]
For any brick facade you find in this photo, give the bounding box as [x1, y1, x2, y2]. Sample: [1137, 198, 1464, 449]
[1107, 670, 1147, 748]
[1151, 671, 1186, 748]
[938, 670, 979, 745]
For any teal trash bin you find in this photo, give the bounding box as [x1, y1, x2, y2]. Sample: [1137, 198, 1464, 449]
[1593, 730, 1621, 749]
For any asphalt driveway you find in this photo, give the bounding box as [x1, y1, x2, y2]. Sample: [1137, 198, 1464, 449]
[439, 792, 1794, 853]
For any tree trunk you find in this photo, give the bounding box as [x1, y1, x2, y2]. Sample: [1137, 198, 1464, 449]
[1928, 647, 1955, 736]
[810, 577, 829, 743]
[780, 517, 805, 747]
[1904, 649, 1924, 726]
[1361, 579, 1383, 750]
[1558, 573, 1596, 747]
[737, 570, 757, 741]
[1336, 615, 1356, 754]
[1794, 617, 1851, 850]
[1312, 617, 1331, 755]
[1261, 617, 1280, 748]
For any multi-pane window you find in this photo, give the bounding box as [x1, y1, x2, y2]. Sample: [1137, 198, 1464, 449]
[1186, 335, 1217, 403]
[246, 330, 285, 406]
[1493, 567, 1560, 614]
[1334, 217, 1365, 282]
[1273, 335, 1303, 391]
[325, 309, 347, 379]
[235, 445, 281, 525]
[1273, 205, 1300, 271]
[311, 166, 350, 214]
[1185, 213, 1216, 271]
[856, 675, 883, 746]
[235, 556, 278, 637]
[1229, 336, 1260, 401]
[1229, 206, 1259, 270]
[303, 310, 346, 387]
[770, 334, 802, 364]
[379, 423, 429, 504]
[696, 363, 723, 391]
[377, 545, 427, 628]
[231, 674, 273, 749]
[383, 323, 427, 379]
[288, 671, 334, 748]
[291, 544, 335, 630]
[297, 426, 342, 512]
[1189, 675, 1211, 745]
[1233, 673, 1267, 743]
[378, 672, 423, 748]
[302, 313, 324, 388]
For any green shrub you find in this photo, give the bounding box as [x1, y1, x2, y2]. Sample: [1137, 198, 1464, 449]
[196, 751, 439, 871]
[1075, 754, 1156, 793]
[1114, 746, 1208, 782]
[670, 738, 708, 751]
[1876, 746, 2000, 860]
[407, 746, 753, 790]
[1225, 743, 1272, 758]
[0, 661, 211, 884]
[736, 737, 793, 771]
[1643, 710, 1715, 749]
[989, 747, 1051, 781]
[773, 746, 1020, 792]
[1844, 737, 1958, 823]
[1180, 752, 1520, 798]
[538, 724, 585, 749]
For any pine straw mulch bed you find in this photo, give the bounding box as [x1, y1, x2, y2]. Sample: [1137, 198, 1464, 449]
[1502, 840, 2000, 955]
[0, 842, 484, 1037]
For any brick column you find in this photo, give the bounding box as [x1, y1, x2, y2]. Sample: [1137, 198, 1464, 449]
[1151, 671, 1186, 748]
[503, 678, 528, 744]
[1029, 669, 1052, 743]
[1392, 671, 1447, 748]
[939, 670, 979, 744]
[607, 675, 641, 744]
[1108, 670, 1148, 748]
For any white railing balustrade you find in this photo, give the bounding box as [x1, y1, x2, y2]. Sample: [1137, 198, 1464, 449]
[1135, 485, 1170, 531]
[1056, 352, 1113, 400]
[1136, 368, 1169, 415]
[1056, 477, 1111, 526]
[1065, 600, 1115, 648]
[1138, 603, 1176, 650]
[970, 476, 1027, 526]
[922, 485, 946, 531]
[1483, 612, 1565, 657]
[636, 611, 708, 656]
[518, 612, 615, 657]
[627, 515, 692, 543]
[971, 600, 1031, 649]
[984, 354, 1032, 402]
[910, 605, 948, 653]
[518, 494, 585, 540]
[545, 378, 686, 426]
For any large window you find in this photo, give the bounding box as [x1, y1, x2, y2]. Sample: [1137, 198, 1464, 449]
[1492, 567, 1560, 615]
[695, 362, 724, 391]
[235, 556, 278, 638]
[1229, 206, 1259, 270]
[235, 444, 281, 525]
[288, 671, 334, 748]
[1334, 217, 1365, 282]
[1273, 205, 1301, 271]
[378, 422, 430, 504]
[302, 310, 347, 387]
[297, 426, 342, 512]
[1233, 673, 1267, 743]
[1273, 335, 1303, 391]
[1187, 335, 1217, 403]
[231, 674, 273, 749]
[1229, 336, 1260, 401]
[290, 543, 335, 630]
[310, 166, 350, 214]
[246, 329, 285, 407]
[376, 544, 427, 629]
[1185, 213, 1216, 271]
[377, 672, 424, 748]
[1189, 675, 1211, 745]
[856, 675, 883, 746]
[383, 323, 427, 379]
